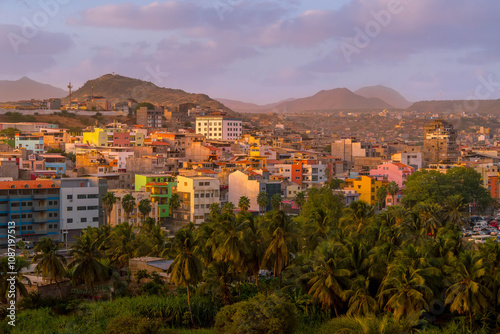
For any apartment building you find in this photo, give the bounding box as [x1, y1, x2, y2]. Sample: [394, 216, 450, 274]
[0, 180, 60, 245]
[15, 134, 44, 153]
[109, 190, 158, 227]
[82, 128, 145, 147]
[135, 174, 177, 221]
[175, 176, 220, 225]
[228, 170, 281, 212]
[196, 116, 242, 140]
[54, 178, 106, 242]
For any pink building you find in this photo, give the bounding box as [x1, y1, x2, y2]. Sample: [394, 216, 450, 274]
[113, 132, 130, 147]
[369, 162, 414, 188]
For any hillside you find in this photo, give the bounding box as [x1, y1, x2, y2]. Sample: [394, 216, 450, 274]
[269, 88, 393, 113]
[0, 77, 66, 102]
[408, 100, 500, 114]
[71, 74, 235, 114]
[355, 85, 411, 109]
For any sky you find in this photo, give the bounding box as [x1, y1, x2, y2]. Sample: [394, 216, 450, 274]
[0, 0, 499, 104]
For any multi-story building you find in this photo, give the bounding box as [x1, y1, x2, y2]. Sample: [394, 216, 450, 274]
[423, 120, 459, 166]
[175, 176, 220, 225]
[196, 116, 242, 140]
[15, 134, 44, 153]
[135, 175, 177, 221]
[275, 159, 326, 189]
[228, 170, 281, 212]
[369, 162, 414, 188]
[109, 190, 158, 227]
[136, 106, 164, 128]
[331, 138, 374, 163]
[0, 180, 60, 245]
[82, 128, 145, 147]
[343, 175, 386, 206]
[391, 152, 422, 170]
[54, 178, 106, 243]
[0, 122, 57, 133]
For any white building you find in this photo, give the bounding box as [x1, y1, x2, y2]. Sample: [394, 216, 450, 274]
[175, 176, 220, 225]
[55, 178, 105, 243]
[110, 190, 158, 227]
[195, 116, 242, 140]
[228, 170, 281, 212]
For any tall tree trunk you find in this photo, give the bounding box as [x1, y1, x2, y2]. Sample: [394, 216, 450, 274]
[254, 268, 259, 286]
[187, 285, 195, 327]
[55, 279, 63, 299]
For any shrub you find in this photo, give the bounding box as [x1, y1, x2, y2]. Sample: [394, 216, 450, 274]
[104, 315, 169, 334]
[214, 293, 298, 334]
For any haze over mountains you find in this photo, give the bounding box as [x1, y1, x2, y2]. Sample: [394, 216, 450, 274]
[0, 77, 66, 102]
[218, 87, 403, 113]
[3, 75, 499, 115]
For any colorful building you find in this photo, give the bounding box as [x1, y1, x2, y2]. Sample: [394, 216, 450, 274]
[0, 180, 60, 245]
[135, 175, 177, 220]
[369, 162, 414, 188]
[15, 134, 44, 153]
[175, 176, 220, 225]
[343, 175, 386, 206]
[82, 128, 145, 147]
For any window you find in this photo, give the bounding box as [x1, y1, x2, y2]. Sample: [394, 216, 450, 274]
[87, 206, 98, 210]
[67, 207, 73, 211]
[11, 203, 19, 207]
[81, 218, 87, 223]
[88, 194, 99, 199]
[93, 217, 99, 222]
[67, 218, 73, 223]
[204, 182, 210, 186]
[77, 206, 86, 211]
[194, 194, 199, 198]
[77, 194, 86, 199]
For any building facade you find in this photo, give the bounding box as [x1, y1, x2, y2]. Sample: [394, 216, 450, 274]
[423, 120, 459, 166]
[175, 176, 220, 225]
[0, 180, 60, 245]
[135, 175, 177, 220]
[196, 116, 242, 140]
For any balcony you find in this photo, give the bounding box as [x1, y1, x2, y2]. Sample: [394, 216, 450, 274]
[33, 205, 47, 212]
[33, 194, 47, 200]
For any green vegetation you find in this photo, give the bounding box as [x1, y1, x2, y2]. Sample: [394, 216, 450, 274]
[0, 167, 497, 333]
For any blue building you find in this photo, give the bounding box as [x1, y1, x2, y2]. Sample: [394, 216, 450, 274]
[0, 180, 60, 246]
[14, 134, 44, 153]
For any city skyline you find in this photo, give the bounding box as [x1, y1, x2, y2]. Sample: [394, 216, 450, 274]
[1, 0, 500, 104]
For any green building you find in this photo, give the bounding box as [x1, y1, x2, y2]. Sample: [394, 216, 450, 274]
[135, 175, 177, 220]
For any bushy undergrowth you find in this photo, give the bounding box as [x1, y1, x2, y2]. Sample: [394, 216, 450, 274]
[0, 293, 221, 334]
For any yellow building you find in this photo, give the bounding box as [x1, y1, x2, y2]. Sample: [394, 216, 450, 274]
[344, 175, 385, 205]
[82, 128, 145, 147]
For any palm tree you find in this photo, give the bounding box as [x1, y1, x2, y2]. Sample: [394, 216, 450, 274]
[32, 238, 67, 299]
[262, 210, 297, 287]
[294, 191, 306, 211]
[102, 192, 116, 226]
[107, 222, 136, 268]
[138, 198, 152, 222]
[238, 196, 250, 212]
[168, 193, 181, 217]
[413, 202, 442, 238]
[68, 227, 108, 299]
[304, 244, 351, 316]
[445, 250, 492, 330]
[257, 191, 269, 214]
[121, 194, 135, 224]
[167, 228, 203, 326]
[376, 186, 388, 210]
[387, 181, 399, 206]
[442, 195, 468, 229]
[223, 202, 235, 216]
[345, 275, 378, 316]
[270, 193, 282, 211]
[377, 264, 433, 319]
[0, 256, 31, 302]
[341, 200, 374, 232]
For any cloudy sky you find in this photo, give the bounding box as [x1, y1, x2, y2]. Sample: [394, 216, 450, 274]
[0, 0, 499, 104]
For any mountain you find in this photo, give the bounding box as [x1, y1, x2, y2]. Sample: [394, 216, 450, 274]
[0, 77, 66, 102]
[215, 97, 294, 113]
[408, 100, 500, 115]
[355, 85, 412, 109]
[71, 74, 235, 114]
[269, 88, 393, 113]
